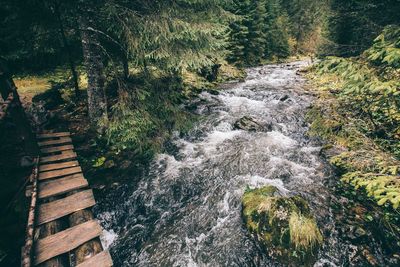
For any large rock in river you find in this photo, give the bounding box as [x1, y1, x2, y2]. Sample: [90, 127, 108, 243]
[242, 186, 323, 266]
[234, 116, 269, 132]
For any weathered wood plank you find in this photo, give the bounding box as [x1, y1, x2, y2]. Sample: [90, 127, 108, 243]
[40, 144, 74, 154]
[37, 132, 71, 139]
[33, 220, 102, 265]
[68, 210, 104, 266]
[38, 174, 88, 199]
[39, 166, 82, 181]
[37, 190, 96, 225]
[39, 161, 79, 172]
[38, 137, 72, 147]
[75, 251, 113, 267]
[40, 151, 77, 164]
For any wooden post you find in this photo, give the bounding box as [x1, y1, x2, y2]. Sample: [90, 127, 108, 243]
[21, 157, 39, 267]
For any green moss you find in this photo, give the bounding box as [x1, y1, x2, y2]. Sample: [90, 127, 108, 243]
[305, 62, 400, 211]
[242, 186, 323, 266]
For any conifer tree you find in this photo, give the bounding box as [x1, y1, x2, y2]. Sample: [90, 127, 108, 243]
[227, 0, 250, 66]
[228, 0, 266, 66]
[244, 0, 266, 66]
[263, 0, 290, 59]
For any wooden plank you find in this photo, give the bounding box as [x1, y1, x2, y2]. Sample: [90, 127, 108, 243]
[40, 150, 77, 164]
[33, 220, 102, 265]
[40, 144, 74, 154]
[39, 161, 79, 172]
[37, 132, 70, 139]
[76, 251, 113, 267]
[38, 137, 72, 147]
[37, 190, 96, 225]
[39, 166, 82, 181]
[38, 174, 88, 199]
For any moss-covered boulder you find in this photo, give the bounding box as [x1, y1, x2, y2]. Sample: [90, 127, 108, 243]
[242, 186, 323, 266]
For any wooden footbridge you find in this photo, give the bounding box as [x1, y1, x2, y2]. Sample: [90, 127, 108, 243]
[1, 60, 113, 266]
[22, 132, 113, 267]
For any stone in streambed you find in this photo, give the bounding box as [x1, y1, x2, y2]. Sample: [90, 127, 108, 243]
[279, 95, 290, 102]
[234, 116, 270, 132]
[242, 186, 323, 266]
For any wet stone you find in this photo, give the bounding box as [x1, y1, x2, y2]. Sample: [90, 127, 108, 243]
[279, 95, 290, 102]
[234, 116, 266, 132]
[242, 186, 323, 266]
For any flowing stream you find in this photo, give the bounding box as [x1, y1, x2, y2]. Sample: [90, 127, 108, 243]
[95, 62, 389, 266]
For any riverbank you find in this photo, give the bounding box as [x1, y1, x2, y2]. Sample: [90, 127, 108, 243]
[304, 64, 400, 265]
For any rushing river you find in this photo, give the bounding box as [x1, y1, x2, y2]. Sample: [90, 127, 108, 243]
[95, 62, 390, 266]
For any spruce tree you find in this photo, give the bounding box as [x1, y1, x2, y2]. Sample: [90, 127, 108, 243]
[263, 0, 290, 59]
[244, 0, 266, 66]
[227, 0, 266, 66]
[227, 0, 251, 66]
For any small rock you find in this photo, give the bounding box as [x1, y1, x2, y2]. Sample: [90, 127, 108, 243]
[207, 89, 220, 95]
[20, 156, 34, 167]
[104, 160, 116, 169]
[279, 95, 290, 102]
[111, 182, 120, 189]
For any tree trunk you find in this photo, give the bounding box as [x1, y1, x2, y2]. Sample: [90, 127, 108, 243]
[54, 0, 80, 98]
[78, 4, 108, 129]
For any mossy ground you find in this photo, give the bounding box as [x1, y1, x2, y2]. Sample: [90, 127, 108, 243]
[242, 186, 323, 266]
[304, 67, 400, 258]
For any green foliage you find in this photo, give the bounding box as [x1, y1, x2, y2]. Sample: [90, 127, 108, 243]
[103, 0, 229, 72]
[309, 26, 400, 210]
[0, 0, 81, 72]
[342, 172, 400, 209]
[228, 0, 293, 66]
[93, 156, 107, 168]
[282, 0, 327, 54]
[322, 0, 400, 57]
[105, 72, 194, 153]
[264, 0, 290, 59]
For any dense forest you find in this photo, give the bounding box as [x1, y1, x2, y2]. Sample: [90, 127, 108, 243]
[0, 0, 399, 266]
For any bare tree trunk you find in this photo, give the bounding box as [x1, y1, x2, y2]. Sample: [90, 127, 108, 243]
[78, 3, 108, 129]
[54, 0, 80, 98]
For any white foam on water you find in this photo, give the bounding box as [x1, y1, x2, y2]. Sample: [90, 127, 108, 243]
[266, 131, 297, 148]
[202, 130, 241, 154]
[219, 94, 266, 113]
[242, 175, 289, 194]
[100, 229, 118, 249]
[160, 154, 182, 179]
[213, 121, 233, 132]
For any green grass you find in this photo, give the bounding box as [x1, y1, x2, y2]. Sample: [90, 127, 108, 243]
[289, 212, 323, 250]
